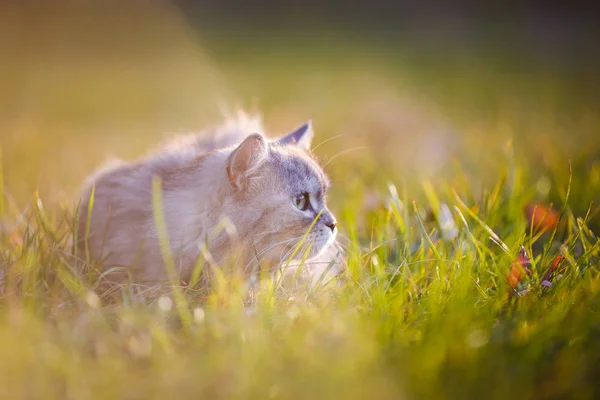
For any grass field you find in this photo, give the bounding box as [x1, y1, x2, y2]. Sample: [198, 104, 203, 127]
[1, 3, 600, 399]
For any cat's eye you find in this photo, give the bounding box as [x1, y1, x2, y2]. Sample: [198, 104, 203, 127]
[293, 193, 310, 211]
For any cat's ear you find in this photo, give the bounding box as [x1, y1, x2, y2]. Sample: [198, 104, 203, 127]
[276, 120, 314, 150]
[226, 133, 268, 190]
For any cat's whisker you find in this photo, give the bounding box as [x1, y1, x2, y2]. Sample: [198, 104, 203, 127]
[251, 228, 292, 239]
[278, 237, 318, 275]
[244, 236, 305, 272]
[311, 133, 346, 152]
[256, 235, 305, 258]
[281, 236, 304, 257]
[322, 146, 369, 169]
[279, 242, 310, 275]
[279, 240, 303, 263]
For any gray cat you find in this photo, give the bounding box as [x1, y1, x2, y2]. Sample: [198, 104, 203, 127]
[78, 111, 344, 288]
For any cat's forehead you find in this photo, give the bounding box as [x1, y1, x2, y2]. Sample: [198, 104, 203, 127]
[268, 146, 330, 194]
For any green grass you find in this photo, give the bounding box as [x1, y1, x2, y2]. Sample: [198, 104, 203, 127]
[2, 5, 600, 399]
[3, 145, 600, 400]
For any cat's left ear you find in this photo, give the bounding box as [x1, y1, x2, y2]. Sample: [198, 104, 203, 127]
[276, 120, 314, 150]
[226, 133, 268, 190]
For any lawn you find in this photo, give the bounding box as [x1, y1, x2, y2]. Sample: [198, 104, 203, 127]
[1, 3, 600, 399]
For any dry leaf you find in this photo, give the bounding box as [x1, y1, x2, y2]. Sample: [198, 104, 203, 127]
[524, 203, 559, 231]
[541, 255, 567, 288]
[507, 245, 532, 289]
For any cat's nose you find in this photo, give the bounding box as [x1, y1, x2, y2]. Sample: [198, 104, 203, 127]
[325, 221, 336, 232]
[326, 222, 336, 232]
[320, 209, 336, 232]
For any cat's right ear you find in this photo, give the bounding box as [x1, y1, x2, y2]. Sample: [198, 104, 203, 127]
[226, 133, 268, 190]
[276, 120, 314, 150]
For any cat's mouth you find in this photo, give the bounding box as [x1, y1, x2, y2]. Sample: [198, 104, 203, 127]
[295, 225, 337, 261]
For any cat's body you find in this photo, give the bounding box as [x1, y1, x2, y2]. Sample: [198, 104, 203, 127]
[78, 112, 344, 287]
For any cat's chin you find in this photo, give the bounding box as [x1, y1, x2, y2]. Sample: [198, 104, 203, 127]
[307, 229, 337, 260]
[254, 228, 337, 266]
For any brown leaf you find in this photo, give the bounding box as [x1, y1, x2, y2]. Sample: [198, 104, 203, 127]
[524, 203, 559, 232]
[507, 245, 532, 289]
[541, 255, 567, 288]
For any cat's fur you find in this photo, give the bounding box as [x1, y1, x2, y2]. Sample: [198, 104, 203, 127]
[78, 112, 344, 287]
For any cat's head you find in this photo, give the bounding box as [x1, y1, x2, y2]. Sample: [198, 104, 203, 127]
[224, 121, 337, 267]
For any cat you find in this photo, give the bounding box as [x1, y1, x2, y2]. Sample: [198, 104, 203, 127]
[77, 111, 345, 289]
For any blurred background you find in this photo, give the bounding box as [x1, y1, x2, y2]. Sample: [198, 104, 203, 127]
[1, 0, 599, 212]
[2, 3, 600, 397]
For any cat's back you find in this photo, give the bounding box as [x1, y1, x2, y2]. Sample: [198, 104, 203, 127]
[149, 111, 265, 168]
[77, 112, 263, 238]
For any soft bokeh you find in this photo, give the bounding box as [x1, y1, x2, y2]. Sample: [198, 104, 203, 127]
[1, 1, 600, 398]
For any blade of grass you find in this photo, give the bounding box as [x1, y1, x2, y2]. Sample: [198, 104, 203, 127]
[453, 190, 511, 256]
[151, 176, 192, 330]
[85, 184, 96, 264]
[413, 201, 442, 262]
